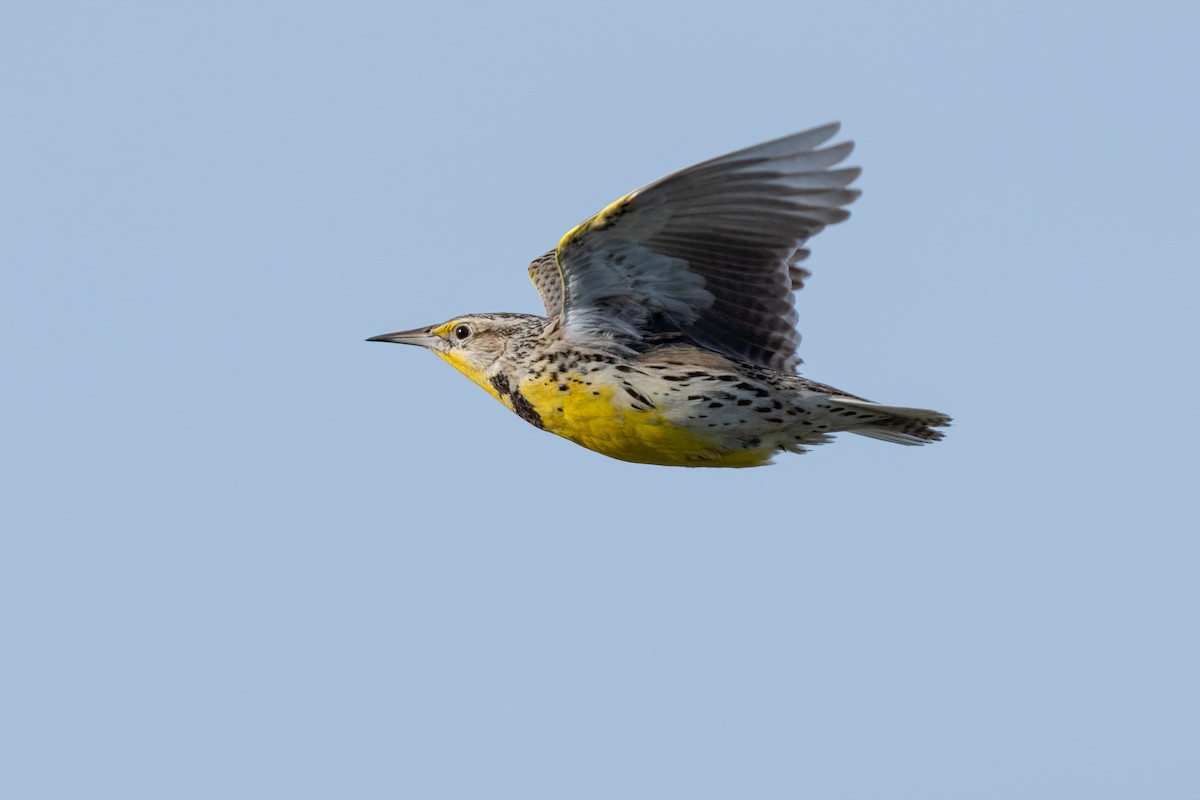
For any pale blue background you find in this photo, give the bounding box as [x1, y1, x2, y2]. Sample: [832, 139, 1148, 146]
[3, 2, 1197, 798]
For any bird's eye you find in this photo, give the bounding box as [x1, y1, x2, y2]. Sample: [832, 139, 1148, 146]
[453, 323, 472, 341]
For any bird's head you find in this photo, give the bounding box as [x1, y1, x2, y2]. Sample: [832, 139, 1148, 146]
[368, 313, 542, 397]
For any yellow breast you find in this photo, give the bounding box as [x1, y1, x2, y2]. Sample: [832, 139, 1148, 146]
[517, 376, 772, 467]
[432, 351, 773, 467]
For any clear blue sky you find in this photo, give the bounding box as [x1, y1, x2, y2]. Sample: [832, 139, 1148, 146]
[3, 2, 1197, 798]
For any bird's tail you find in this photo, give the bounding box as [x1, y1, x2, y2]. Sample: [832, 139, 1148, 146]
[829, 398, 952, 445]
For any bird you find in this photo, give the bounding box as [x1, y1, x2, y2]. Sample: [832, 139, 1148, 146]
[369, 123, 950, 467]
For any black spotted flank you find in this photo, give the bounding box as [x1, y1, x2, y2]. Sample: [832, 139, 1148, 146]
[623, 385, 656, 408]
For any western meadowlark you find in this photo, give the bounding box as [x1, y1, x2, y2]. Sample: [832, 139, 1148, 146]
[369, 123, 950, 467]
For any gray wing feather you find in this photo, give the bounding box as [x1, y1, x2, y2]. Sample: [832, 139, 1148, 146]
[554, 123, 860, 371]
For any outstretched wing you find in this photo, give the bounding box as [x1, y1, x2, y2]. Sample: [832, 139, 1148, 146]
[531, 247, 808, 323]
[527, 250, 563, 317]
[554, 123, 860, 371]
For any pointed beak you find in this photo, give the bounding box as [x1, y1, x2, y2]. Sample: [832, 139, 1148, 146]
[366, 326, 444, 349]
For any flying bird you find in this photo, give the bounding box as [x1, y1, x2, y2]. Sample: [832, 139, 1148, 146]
[369, 123, 950, 467]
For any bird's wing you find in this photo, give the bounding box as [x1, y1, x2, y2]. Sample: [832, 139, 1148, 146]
[553, 123, 860, 371]
[527, 250, 564, 317]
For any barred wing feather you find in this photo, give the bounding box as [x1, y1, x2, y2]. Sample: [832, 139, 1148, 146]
[527, 251, 563, 317]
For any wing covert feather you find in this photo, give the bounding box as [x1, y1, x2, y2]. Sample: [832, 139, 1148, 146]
[527, 251, 563, 317]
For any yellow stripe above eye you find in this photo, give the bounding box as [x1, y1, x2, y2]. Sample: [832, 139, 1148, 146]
[556, 192, 636, 254]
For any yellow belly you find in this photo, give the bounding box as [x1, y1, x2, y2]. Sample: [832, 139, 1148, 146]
[518, 377, 773, 467]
